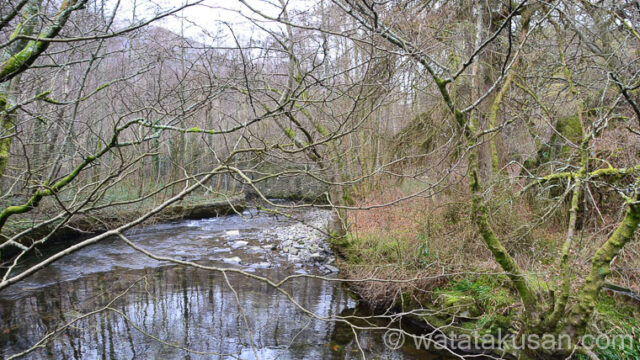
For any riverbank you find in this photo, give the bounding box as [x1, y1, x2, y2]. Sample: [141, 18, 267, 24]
[329, 187, 640, 360]
[332, 239, 640, 359]
[1, 195, 247, 260]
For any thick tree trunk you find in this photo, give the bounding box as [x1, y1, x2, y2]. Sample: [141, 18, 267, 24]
[565, 197, 640, 338]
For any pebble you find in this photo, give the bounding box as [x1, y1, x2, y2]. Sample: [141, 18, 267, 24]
[216, 209, 338, 272]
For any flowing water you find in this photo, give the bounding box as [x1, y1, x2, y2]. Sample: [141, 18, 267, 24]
[0, 209, 451, 359]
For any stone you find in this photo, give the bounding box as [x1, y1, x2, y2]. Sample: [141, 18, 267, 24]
[310, 252, 325, 261]
[231, 241, 249, 249]
[324, 265, 339, 273]
[223, 256, 242, 264]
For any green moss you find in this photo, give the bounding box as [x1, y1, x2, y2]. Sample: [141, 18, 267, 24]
[435, 293, 481, 317]
[284, 127, 295, 139]
[574, 294, 640, 360]
[550, 115, 583, 159]
[555, 115, 582, 143]
[524, 115, 584, 173]
[595, 294, 639, 325]
[430, 275, 519, 334]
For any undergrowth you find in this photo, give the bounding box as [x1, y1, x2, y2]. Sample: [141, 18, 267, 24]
[337, 178, 640, 358]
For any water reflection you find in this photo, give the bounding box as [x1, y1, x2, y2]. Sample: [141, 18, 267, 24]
[0, 211, 450, 359]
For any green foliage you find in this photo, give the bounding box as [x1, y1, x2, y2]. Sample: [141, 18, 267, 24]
[416, 232, 434, 266]
[554, 115, 583, 144]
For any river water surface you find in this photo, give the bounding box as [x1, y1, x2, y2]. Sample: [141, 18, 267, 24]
[0, 209, 450, 359]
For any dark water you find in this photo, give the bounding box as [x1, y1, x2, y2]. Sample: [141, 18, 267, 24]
[0, 210, 450, 359]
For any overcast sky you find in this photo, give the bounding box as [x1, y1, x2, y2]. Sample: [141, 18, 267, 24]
[113, 0, 314, 45]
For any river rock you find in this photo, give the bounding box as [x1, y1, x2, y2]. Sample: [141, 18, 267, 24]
[266, 209, 337, 268]
[310, 252, 325, 261]
[223, 256, 242, 264]
[323, 265, 339, 273]
[231, 241, 249, 249]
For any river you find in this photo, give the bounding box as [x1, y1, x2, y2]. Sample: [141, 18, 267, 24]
[0, 208, 451, 359]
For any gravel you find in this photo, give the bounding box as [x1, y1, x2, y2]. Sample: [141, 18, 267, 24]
[264, 209, 337, 270]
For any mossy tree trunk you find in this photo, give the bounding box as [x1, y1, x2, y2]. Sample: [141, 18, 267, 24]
[0, 0, 41, 182]
[0, 0, 88, 182]
[486, 8, 534, 174]
[564, 192, 640, 339]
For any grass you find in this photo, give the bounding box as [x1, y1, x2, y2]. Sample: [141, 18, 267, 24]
[574, 294, 640, 360]
[431, 276, 519, 335]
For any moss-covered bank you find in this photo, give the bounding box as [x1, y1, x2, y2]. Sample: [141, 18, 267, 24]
[330, 235, 640, 360]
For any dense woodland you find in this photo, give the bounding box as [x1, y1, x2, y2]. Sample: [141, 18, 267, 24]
[1, 0, 640, 359]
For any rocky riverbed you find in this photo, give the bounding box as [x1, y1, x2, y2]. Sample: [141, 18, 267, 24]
[265, 208, 338, 274]
[213, 208, 337, 275]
